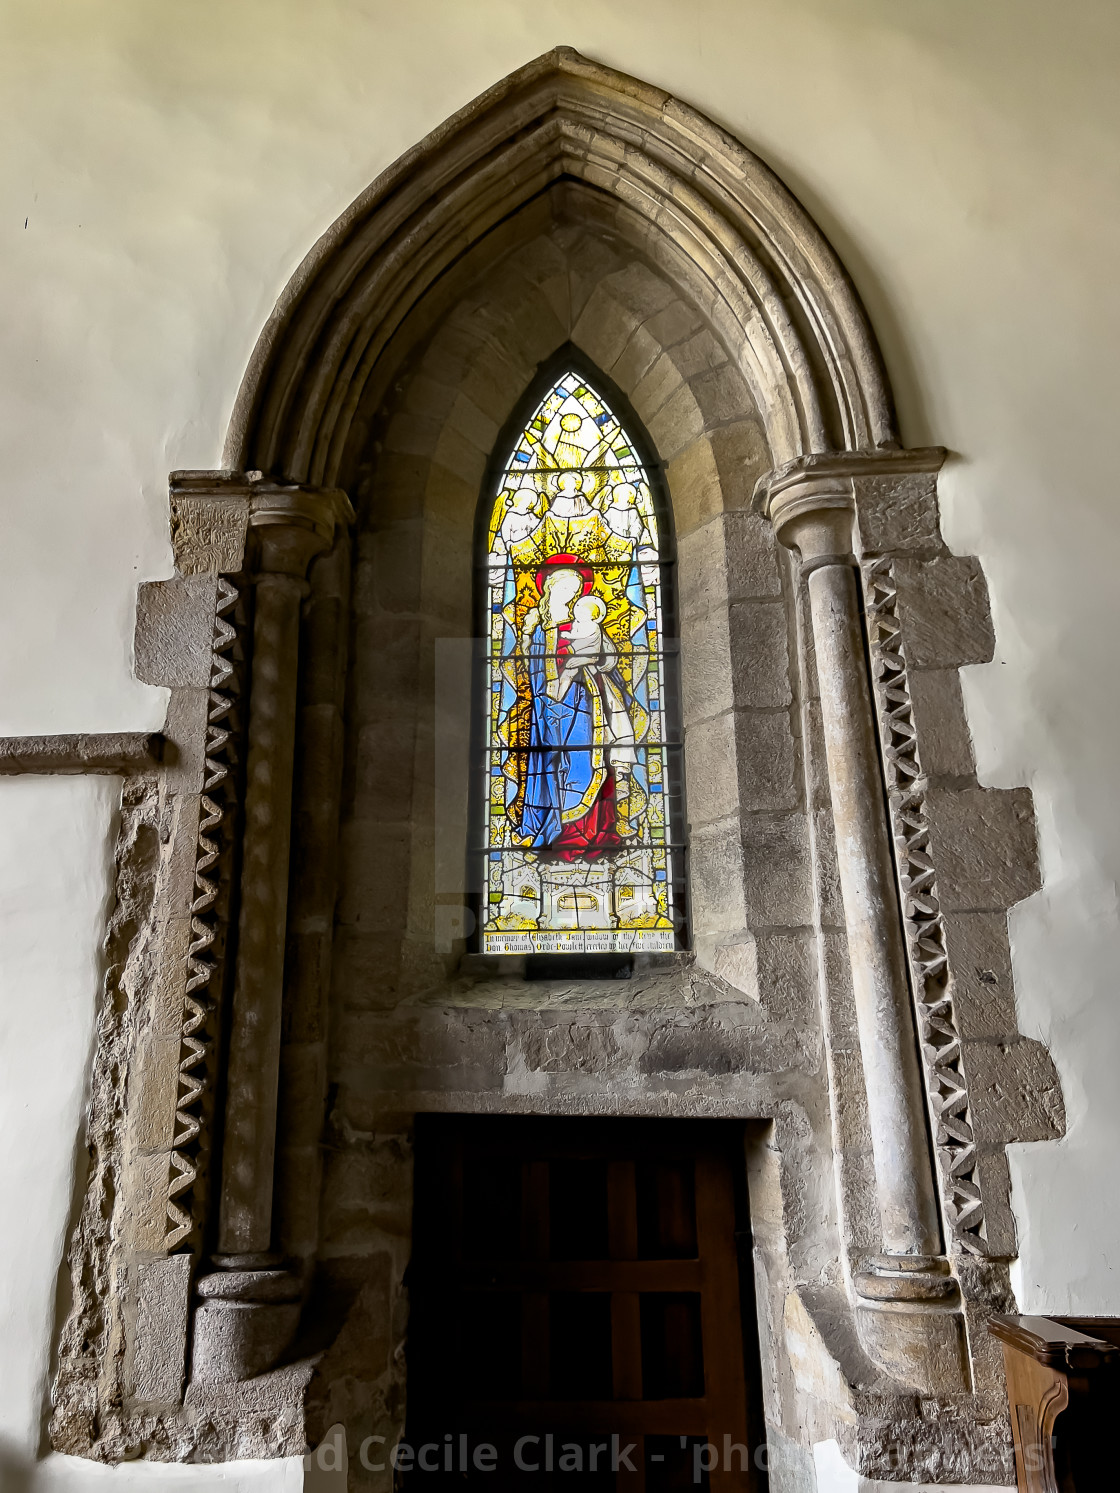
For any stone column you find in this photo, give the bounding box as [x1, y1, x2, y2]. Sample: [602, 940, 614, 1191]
[756, 454, 967, 1393]
[192, 483, 350, 1386]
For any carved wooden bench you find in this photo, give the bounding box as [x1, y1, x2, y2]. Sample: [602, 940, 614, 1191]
[990, 1314, 1120, 1490]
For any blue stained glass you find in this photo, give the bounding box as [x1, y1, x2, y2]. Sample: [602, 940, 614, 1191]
[479, 370, 679, 955]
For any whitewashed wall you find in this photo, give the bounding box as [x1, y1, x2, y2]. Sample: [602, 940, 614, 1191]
[2, 0, 1118, 1485]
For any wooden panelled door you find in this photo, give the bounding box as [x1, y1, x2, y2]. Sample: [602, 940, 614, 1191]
[406, 1117, 766, 1491]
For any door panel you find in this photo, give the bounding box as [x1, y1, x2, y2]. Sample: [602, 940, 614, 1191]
[406, 1117, 766, 1490]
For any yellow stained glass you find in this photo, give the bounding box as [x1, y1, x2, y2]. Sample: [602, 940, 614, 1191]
[480, 371, 679, 955]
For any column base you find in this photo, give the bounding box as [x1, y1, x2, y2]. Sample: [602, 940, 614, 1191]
[853, 1256, 969, 1394]
[191, 1259, 303, 1385]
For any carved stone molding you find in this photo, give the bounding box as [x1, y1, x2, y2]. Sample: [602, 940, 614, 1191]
[165, 576, 243, 1253]
[863, 555, 987, 1257]
[0, 732, 163, 774]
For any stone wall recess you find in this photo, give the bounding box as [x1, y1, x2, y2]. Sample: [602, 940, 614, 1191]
[4, 45, 1063, 1491]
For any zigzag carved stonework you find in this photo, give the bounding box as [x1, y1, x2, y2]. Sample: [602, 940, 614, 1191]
[165, 576, 243, 1251]
[862, 555, 987, 1256]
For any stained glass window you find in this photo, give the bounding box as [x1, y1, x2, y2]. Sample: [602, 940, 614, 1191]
[479, 370, 683, 955]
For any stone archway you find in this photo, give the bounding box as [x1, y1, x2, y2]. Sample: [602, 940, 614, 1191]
[43, 48, 1062, 1490]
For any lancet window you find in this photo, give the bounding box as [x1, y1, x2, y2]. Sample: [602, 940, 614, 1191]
[478, 368, 684, 955]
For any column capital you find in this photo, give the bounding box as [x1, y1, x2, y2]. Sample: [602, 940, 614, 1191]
[249, 485, 353, 578]
[168, 470, 354, 578]
[752, 448, 947, 563]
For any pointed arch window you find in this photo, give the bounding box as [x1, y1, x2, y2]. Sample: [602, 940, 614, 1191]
[477, 365, 685, 955]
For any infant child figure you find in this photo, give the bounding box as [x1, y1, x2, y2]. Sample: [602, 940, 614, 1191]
[553, 595, 612, 700]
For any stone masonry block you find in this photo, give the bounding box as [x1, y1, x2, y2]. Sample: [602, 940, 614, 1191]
[855, 472, 942, 553]
[276, 1041, 327, 1145]
[729, 601, 793, 709]
[282, 930, 333, 1042]
[642, 299, 705, 352]
[689, 817, 747, 933]
[447, 392, 500, 454]
[708, 419, 770, 510]
[458, 345, 535, 425]
[131, 1035, 183, 1152]
[352, 614, 423, 713]
[432, 424, 486, 487]
[422, 464, 477, 527]
[369, 451, 428, 523]
[571, 284, 645, 369]
[681, 607, 733, 725]
[753, 932, 818, 1024]
[723, 511, 783, 601]
[940, 910, 1020, 1040]
[403, 372, 459, 422]
[600, 259, 678, 322]
[667, 435, 722, 535]
[132, 1255, 191, 1404]
[962, 1037, 1065, 1144]
[971, 1148, 1019, 1259]
[610, 324, 662, 395]
[648, 381, 706, 461]
[689, 363, 753, 426]
[733, 709, 799, 813]
[631, 352, 683, 423]
[665, 328, 728, 381]
[678, 511, 781, 622]
[741, 813, 813, 930]
[134, 574, 220, 689]
[684, 711, 738, 827]
[368, 523, 423, 615]
[385, 409, 441, 460]
[907, 668, 975, 780]
[802, 699, 831, 812]
[924, 786, 1040, 912]
[892, 555, 995, 668]
[810, 809, 846, 930]
[336, 821, 411, 931]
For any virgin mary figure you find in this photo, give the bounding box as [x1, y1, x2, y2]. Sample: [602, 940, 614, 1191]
[517, 557, 638, 861]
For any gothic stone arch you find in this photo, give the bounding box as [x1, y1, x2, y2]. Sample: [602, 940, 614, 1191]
[33, 47, 1064, 1489]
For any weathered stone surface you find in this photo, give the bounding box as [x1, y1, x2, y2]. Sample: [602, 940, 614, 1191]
[689, 362, 752, 426]
[689, 816, 748, 932]
[134, 574, 221, 688]
[855, 472, 942, 554]
[729, 601, 793, 709]
[892, 555, 995, 668]
[647, 380, 706, 459]
[678, 510, 782, 620]
[169, 492, 249, 575]
[906, 666, 975, 780]
[132, 1255, 191, 1404]
[630, 349, 684, 421]
[940, 911, 1020, 1040]
[741, 813, 814, 929]
[684, 710, 739, 825]
[0, 731, 163, 775]
[924, 786, 1040, 912]
[681, 606, 733, 724]
[964, 1037, 1065, 1144]
[734, 709, 800, 812]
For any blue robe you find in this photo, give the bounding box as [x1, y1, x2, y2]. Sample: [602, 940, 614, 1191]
[520, 623, 605, 848]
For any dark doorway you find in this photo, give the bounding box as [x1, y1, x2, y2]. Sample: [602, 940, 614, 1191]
[405, 1116, 767, 1491]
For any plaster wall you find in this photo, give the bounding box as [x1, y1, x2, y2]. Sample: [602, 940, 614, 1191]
[1, 0, 1118, 1486]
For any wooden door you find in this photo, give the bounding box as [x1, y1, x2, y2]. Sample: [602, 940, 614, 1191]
[406, 1117, 766, 1490]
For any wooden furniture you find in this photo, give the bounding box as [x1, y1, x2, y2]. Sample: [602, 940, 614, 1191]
[407, 1117, 765, 1490]
[989, 1315, 1120, 1491]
